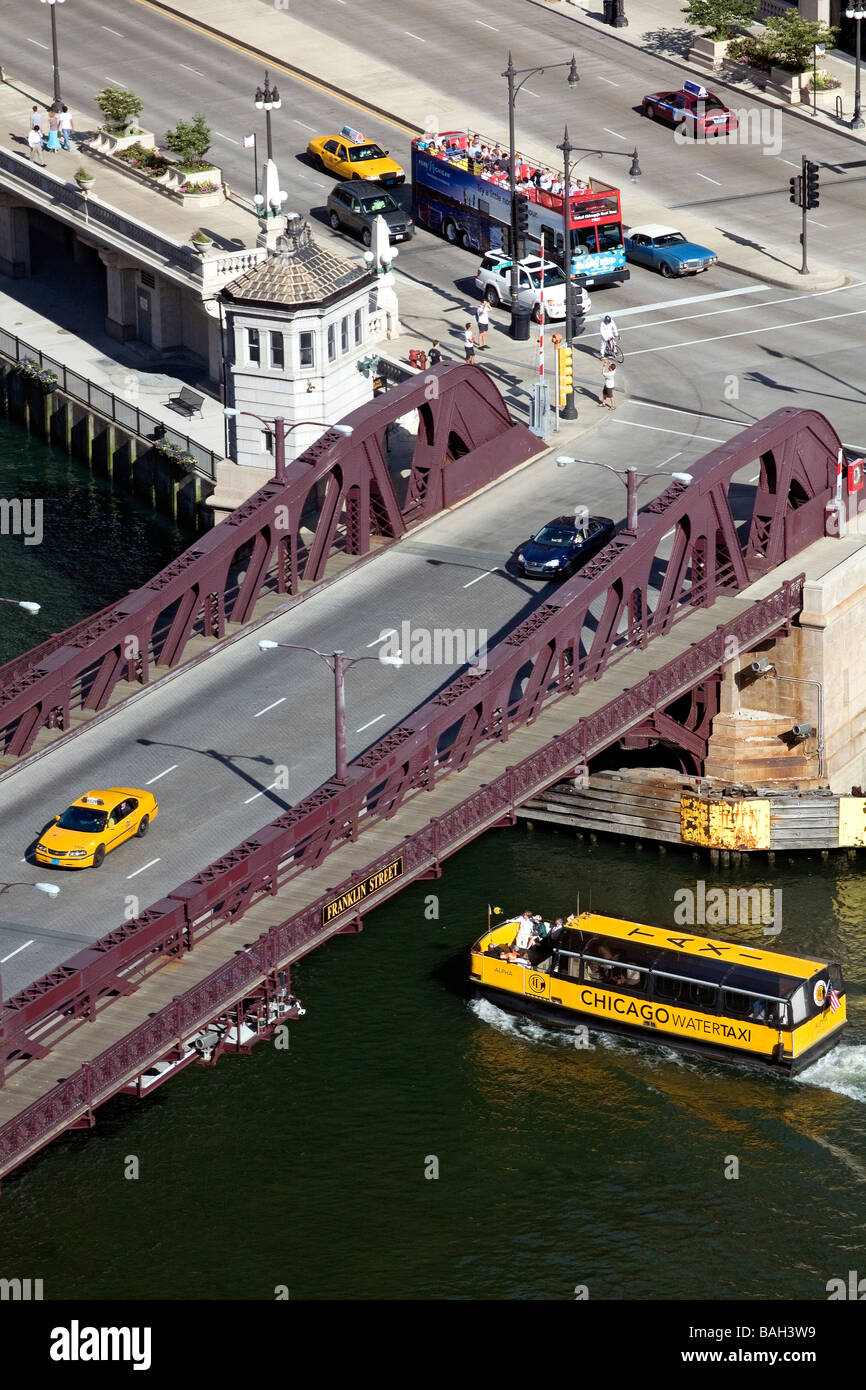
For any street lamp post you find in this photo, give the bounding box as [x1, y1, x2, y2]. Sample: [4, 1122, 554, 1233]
[555, 135, 641, 421]
[254, 70, 281, 162]
[556, 455, 692, 534]
[0, 596, 41, 614]
[847, 6, 865, 130]
[40, 0, 65, 112]
[502, 51, 579, 338]
[223, 409, 353, 484]
[258, 640, 403, 784]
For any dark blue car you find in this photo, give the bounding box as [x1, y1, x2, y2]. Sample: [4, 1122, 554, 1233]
[517, 514, 615, 580]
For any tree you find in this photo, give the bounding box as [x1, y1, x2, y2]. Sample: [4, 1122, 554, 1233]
[728, 13, 837, 72]
[163, 113, 213, 169]
[681, 0, 758, 41]
[94, 87, 143, 131]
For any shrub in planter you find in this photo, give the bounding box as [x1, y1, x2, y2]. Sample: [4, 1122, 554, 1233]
[163, 114, 213, 169]
[681, 0, 757, 41]
[74, 166, 94, 184]
[94, 86, 144, 132]
[731, 14, 837, 74]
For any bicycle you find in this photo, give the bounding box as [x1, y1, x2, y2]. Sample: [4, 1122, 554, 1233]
[600, 335, 624, 364]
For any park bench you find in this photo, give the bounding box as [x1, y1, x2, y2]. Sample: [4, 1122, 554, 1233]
[167, 386, 204, 418]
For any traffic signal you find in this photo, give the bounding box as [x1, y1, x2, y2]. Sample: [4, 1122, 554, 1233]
[804, 160, 820, 209]
[515, 195, 530, 237]
[789, 175, 802, 206]
[557, 346, 573, 408]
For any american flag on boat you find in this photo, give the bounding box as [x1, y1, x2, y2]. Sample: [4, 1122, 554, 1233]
[828, 985, 841, 1014]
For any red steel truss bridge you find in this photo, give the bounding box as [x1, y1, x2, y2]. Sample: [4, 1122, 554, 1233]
[0, 401, 843, 1184]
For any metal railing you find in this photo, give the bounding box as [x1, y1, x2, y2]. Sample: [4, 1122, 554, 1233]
[0, 328, 218, 478]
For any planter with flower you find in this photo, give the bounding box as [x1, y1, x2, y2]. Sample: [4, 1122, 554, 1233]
[163, 115, 223, 206]
[803, 69, 843, 108]
[74, 166, 95, 191]
[153, 438, 197, 467]
[16, 359, 59, 393]
[726, 14, 837, 102]
[190, 229, 214, 254]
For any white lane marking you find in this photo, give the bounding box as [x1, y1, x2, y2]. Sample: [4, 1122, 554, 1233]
[146, 764, 178, 785]
[617, 284, 861, 334]
[127, 859, 160, 879]
[367, 629, 397, 648]
[244, 780, 283, 804]
[779, 158, 799, 167]
[627, 306, 866, 356]
[598, 78, 620, 87]
[180, 63, 205, 76]
[463, 569, 498, 588]
[405, 31, 426, 41]
[0, 940, 34, 964]
[254, 697, 286, 718]
[613, 420, 726, 442]
[586, 285, 767, 323]
[357, 713, 387, 733]
[523, 89, 541, 98]
[101, 25, 124, 37]
[104, 78, 127, 87]
[630, 400, 747, 426]
[696, 172, 722, 185]
[294, 120, 316, 130]
[476, 20, 499, 29]
[26, 39, 50, 50]
[659, 452, 682, 467]
[807, 218, 831, 228]
[215, 131, 239, 144]
[314, 180, 327, 187]
[603, 128, 627, 141]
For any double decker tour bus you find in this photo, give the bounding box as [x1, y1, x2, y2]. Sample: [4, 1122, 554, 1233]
[411, 131, 629, 290]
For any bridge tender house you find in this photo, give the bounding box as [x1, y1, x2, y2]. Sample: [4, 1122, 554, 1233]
[321, 857, 404, 926]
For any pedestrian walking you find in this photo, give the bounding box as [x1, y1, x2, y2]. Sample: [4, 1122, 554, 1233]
[27, 125, 45, 165]
[601, 359, 617, 410]
[59, 105, 73, 151]
[45, 112, 61, 153]
[475, 299, 490, 349]
[428, 339, 443, 366]
[463, 322, 476, 364]
[29, 105, 43, 132]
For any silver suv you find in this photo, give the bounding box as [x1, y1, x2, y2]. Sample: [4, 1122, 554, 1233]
[326, 180, 414, 247]
[475, 253, 591, 323]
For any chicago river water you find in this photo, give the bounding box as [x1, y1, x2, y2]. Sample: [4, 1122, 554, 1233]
[1, 425, 865, 1301]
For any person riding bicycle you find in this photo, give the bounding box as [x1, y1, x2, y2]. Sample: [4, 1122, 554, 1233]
[600, 314, 619, 358]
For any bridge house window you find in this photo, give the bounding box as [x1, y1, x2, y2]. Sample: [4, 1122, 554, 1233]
[299, 331, 315, 369]
[246, 327, 260, 365]
[354, 308, 363, 345]
[327, 324, 337, 363]
[341, 316, 350, 354]
[270, 332, 284, 369]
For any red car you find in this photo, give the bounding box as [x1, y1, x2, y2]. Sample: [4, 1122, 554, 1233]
[642, 81, 738, 137]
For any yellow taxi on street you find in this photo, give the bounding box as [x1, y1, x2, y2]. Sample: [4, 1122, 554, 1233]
[307, 125, 405, 187]
[35, 787, 159, 869]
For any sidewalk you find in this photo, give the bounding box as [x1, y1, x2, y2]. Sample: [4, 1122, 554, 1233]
[532, 0, 866, 144]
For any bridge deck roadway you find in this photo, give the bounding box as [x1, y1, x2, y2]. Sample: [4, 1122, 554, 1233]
[0, 590, 761, 1134]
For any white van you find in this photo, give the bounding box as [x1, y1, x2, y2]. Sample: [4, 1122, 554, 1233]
[475, 253, 591, 323]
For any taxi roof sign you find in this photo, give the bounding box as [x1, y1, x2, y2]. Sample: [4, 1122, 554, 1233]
[81, 796, 104, 805]
[683, 80, 709, 99]
[341, 125, 366, 144]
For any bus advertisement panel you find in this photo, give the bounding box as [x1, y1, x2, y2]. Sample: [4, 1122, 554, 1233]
[411, 133, 629, 290]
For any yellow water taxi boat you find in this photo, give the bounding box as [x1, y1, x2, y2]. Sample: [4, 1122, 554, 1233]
[470, 911, 846, 1074]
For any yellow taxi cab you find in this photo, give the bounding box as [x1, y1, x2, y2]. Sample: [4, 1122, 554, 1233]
[307, 125, 405, 187]
[35, 787, 159, 869]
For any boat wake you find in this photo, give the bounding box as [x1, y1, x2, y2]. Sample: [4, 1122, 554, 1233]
[469, 996, 684, 1068]
[796, 1044, 866, 1104]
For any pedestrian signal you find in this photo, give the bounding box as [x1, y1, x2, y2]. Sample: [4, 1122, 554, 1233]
[515, 195, 530, 236]
[804, 160, 820, 210]
[558, 346, 573, 408]
[789, 175, 802, 206]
